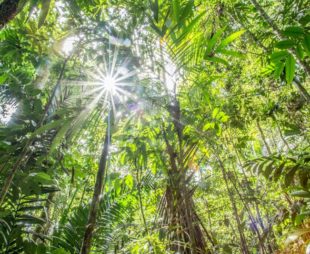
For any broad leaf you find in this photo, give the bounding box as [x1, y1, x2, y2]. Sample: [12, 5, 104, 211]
[283, 26, 304, 37]
[275, 40, 295, 49]
[285, 54, 295, 84]
[217, 30, 245, 50]
[270, 51, 289, 62]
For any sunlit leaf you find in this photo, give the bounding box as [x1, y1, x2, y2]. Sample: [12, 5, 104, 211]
[285, 54, 295, 84]
[217, 30, 245, 50]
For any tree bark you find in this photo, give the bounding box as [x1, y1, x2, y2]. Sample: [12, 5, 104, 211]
[229, 171, 267, 254]
[161, 102, 209, 253]
[80, 122, 110, 254]
[0, 0, 20, 29]
[227, 132, 277, 252]
[158, 39, 210, 253]
[292, 78, 310, 103]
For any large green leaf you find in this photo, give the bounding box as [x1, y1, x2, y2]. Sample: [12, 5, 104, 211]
[291, 190, 310, 198]
[205, 28, 225, 56]
[172, 0, 180, 22]
[275, 40, 296, 49]
[274, 61, 285, 79]
[205, 56, 229, 66]
[270, 51, 289, 62]
[217, 30, 245, 50]
[303, 34, 310, 56]
[30, 119, 65, 138]
[285, 54, 295, 84]
[216, 49, 244, 58]
[283, 26, 304, 37]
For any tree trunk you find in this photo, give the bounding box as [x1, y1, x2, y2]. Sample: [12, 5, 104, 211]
[135, 160, 149, 235]
[228, 135, 276, 252]
[256, 119, 272, 155]
[0, 0, 20, 29]
[216, 156, 250, 254]
[272, 114, 291, 151]
[163, 177, 209, 254]
[229, 171, 267, 254]
[158, 40, 210, 253]
[80, 122, 110, 254]
[160, 99, 210, 253]
[292, 78, 310, 102]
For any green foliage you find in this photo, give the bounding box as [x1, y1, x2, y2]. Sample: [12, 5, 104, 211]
[246, 151, 310, 187]
[0, 0, 309, 253]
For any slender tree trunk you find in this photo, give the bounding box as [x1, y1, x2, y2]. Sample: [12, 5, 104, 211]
[230, 10, 268, 52]
[228, 136, 276, 252]
[256, 119, 272, 155]
[80, 122, 110, 254]
[216, 156, 250, 254]
[292, 78, 310, 102]
[79, 179, 89, 207]
[58, 184, 81, 227]
[135, 161, 149, 235]
[0, 144, 29, 206]
[229, 172, 267, 254]
[0, 163, 7, 173]
[0, 0, 20, 29]
[272, 114, 291, 151]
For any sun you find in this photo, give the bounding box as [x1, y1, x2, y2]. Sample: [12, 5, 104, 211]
[62, 47, 138, 119]
[102, 75, 117, 93]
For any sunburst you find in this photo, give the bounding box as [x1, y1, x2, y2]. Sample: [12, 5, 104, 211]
[64, 47, 137, 119]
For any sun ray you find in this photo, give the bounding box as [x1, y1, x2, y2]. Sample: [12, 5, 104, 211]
[114, 70, 136, 82]
[103, 57, 109, 77]
[94, 66, 107, 81]
[63, 80, 104, 87]
[114, 86, 137, 99]
[110, 92, 116, 116]
[110, 47, 119, 77]
[113, 82, 134, 87]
